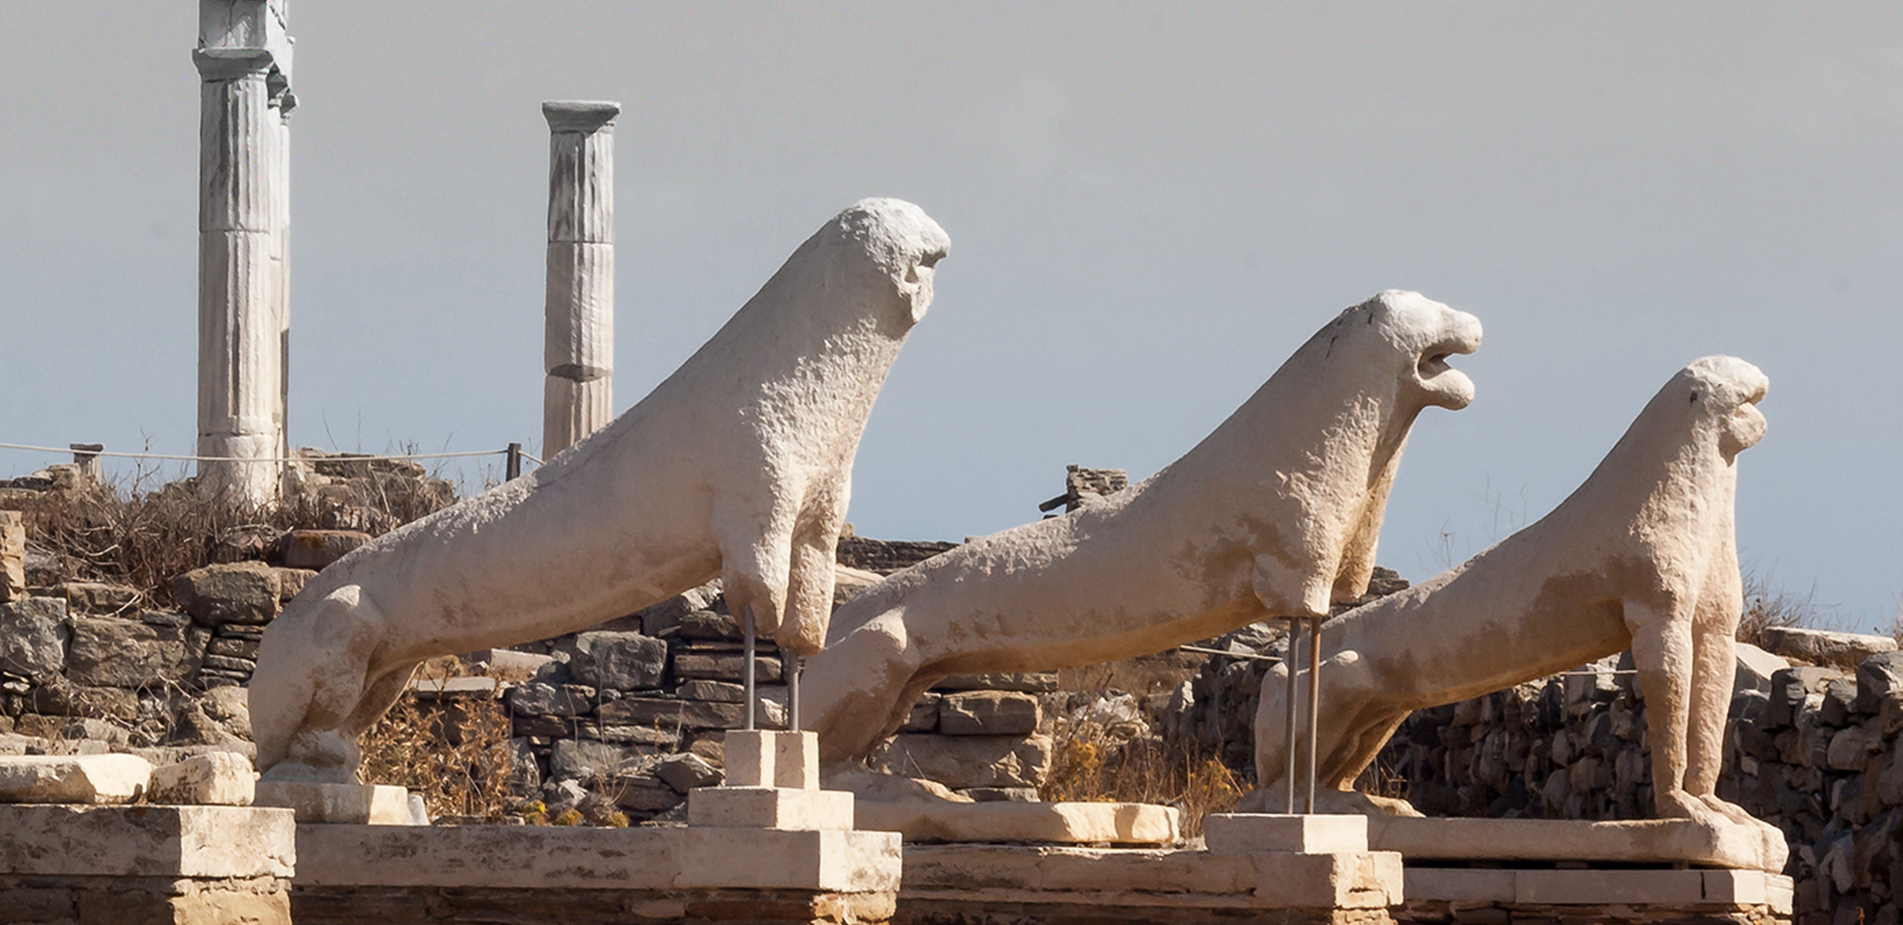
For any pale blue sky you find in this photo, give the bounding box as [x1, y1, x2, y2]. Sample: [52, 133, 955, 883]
[2, 4, 1899, 630]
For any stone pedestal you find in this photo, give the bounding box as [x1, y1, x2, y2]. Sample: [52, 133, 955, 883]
[682, 730, 902, 896]
[542, 100, 618, 457]
[289, 732, 900, 924]
[1399, 868, 1792, 923]
[1369, 817, 1793, 924]
[895, 843, 1402, 924]
[1364, 815, 1788, 872]
[855, 799, 1180, 846]
[887, 812, 1399, 923]
[1204, 813, 1370, 854]
[0, 803, 295, 925]
[290, 823, 900, 925]
[194, 1, 294, 506]
[253, 781, 412, 824]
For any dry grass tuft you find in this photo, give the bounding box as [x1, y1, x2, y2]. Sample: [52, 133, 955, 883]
[357, 657, 520, 822]
[8, 462, 457, 609]
[1041, 714, 1244, 841]
[1735, 569, 1822, 649]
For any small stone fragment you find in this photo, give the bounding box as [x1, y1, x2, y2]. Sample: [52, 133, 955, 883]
[279, 529, 373, 570]
[938, 690, 1041, 736]
[655, 752, 723, 792]
[0, 753, 153, 803]
[564, 631, 667, 691]
[174, 562, 281, 626]
[0, 597, 70, 683]
[148, 752, 256, 805]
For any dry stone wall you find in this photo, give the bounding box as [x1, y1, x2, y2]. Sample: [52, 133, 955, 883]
[491, 536, 1061, 821]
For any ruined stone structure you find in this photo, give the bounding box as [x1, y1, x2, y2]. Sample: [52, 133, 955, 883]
[542, 101, 619, 457]
[194, 0, 295, 506]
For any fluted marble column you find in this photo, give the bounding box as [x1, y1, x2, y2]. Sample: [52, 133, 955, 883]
[542, 101, 619, 457]
[194, 1, 293, 505]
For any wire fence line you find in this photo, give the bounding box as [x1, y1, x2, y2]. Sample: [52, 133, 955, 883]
[0, 442, 514, 464]
[0, 441, 541, 482]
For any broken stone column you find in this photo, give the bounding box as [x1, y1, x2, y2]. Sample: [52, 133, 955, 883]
[542, 101, 619, 457]
[195, 1, 294, 506]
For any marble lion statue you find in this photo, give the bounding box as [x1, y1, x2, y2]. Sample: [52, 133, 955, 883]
[1250, 356, 1781, 865]
[251, 198, 950, 782]
[800, 290, 1483, 778]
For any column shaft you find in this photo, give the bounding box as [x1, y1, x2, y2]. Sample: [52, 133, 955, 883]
[542, 101, 619, 457]
[195, 55, 285, 504]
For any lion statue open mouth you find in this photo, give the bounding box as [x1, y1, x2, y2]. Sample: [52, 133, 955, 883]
[799, 290, 1482, 777]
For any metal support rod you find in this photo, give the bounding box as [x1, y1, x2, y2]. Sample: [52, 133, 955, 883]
[505, 442, 523, 480]
[1282, 616, 1301, 815]
[742, 610, 757, 731]
[788, 654, 801, 731]
[1306, 615, 1323, 814]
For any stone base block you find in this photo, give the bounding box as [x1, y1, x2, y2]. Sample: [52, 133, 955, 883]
[727, 729, 821, 789]
[291, 822, 900, 923]
[899, 843, 1401, 920]
[689, 785, 856, 830]
[678, 827, 903, 892]
[856, 799, 1179, 845]
[148, 751, 257, 806]
[293, 886, 894, 925]
[0, 753, 154, 803]
[1204, 813, 1369, 855]
[1404, 866, 1793, 919]
[1366, 815, 1789, 872]
[0, 804, 294, 878]
[295, 821, 900, 892]
[0, 873, 291, 925]
[254, 780, 410, 824]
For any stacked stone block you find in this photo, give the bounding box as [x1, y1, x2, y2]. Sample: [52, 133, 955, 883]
[871, 673, 1058, 801]
[503, 570, 1063, 820]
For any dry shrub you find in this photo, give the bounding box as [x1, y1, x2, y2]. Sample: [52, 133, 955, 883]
[1736, 569, 1821, 649]
[1057, 651, 1204, 700]
[357, 657, 519, 822]
[1351, 752, 1412, 806]
[9, 461, 457, 609]
[1041, 717, 1244, 841]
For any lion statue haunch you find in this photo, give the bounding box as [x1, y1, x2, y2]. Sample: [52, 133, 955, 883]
[1251, 356, 1783, 867]
[251, 198, 950, 783]
[800, 290, 1482, 770]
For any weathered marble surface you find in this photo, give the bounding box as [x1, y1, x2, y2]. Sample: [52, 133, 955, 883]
[0, 754, 153, 804]
[1251, 356, 1783, 870]
[801, 291, 1481, 771]
[543, 100, 618, 455]
[856, 799, 1180, 846]
[0, 803, 294, 878]
[1366, 816, 1781, 870]
[253, 781, 410, 824]
[148, 751, 256, 806]
[293, 823, 900, 893]
[194, 0, 294, 505]
[898, 843, 1402, 914]
[1403, 866, 1792, 916]
[251, 199, 948, 783]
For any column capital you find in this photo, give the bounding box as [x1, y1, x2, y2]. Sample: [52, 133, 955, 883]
[193, 48, 276, 81]
[543, 101, 620, 134]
